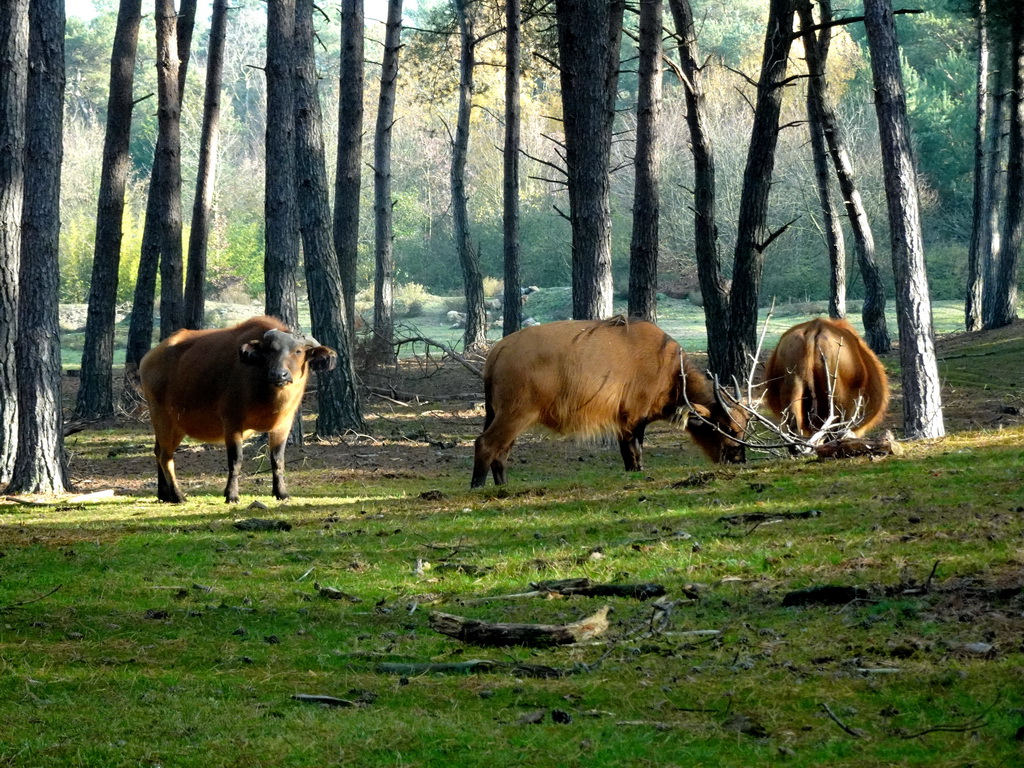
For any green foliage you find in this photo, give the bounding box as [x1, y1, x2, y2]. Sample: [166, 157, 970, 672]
[116, 207, 145, 303]
[394, 282, 432, 318]
[58, 215, 96, 303]
[212, 212, 265, 299]
[57, 199, 145, 304]
[924, 242, 970, 299]
[55, 0, 997, 318]
[689, 0, 770, 68]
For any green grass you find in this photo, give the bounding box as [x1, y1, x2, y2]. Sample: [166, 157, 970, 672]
[3, 414, 1024, 765]
[14, 303, 1024, 766]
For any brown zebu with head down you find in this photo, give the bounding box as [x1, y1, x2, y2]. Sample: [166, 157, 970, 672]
[764, 317, 889, 439]
[140, 316, 337, 503]
[471, 318, 747, 487]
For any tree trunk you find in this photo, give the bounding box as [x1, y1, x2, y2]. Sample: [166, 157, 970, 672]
[966, 0, 990, 332]
[0, 0, 29, 484]
[125, 0, 194, 371]
[10, 0, 68, 494]
[371, 0, 403, 367]
[797, 0, 846, 320]
[294, 0, 364, 434]
[176, 0, 197, 96]
[183, 0, 229, 331]
[988, 5, 1023, 329]
[726, 0, 795, 384]
[334, 0, 364, 347]
[628, 0, 662, 323]
[452, 0, 486, 351]
[555, 0, 623, 320]
[982, 47, 1008, 327]
[863, 0, 944, 439]
[75, 0, 141, 419]
[264, 0, 300, 330]
[156, 0, 188, 339]
[124, 173, 161, 372]
[667, 0, 729, 375]
[802, 0, 891, 353]
[502, 0, 522, 337]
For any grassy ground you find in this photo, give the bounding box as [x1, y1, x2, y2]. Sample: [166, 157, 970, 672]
[5, 314, 1024, 767]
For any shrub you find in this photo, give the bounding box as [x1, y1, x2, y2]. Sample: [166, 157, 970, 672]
[394, 282, 431, 318]
[482, 276, 502, 297]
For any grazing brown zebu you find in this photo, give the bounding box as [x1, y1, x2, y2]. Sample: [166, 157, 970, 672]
[139, 316, 337, 503]
[763, 317, 889, 440]
[471, 318, 747, 487]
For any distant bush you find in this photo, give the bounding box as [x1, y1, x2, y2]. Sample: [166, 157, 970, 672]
[924, 243, 967, 300]
[521, 286, 572, 322]
[482, 276, 502, 297]
[394, 282, 431, 318]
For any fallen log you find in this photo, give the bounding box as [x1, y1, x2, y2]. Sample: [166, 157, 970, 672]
[290, 694, 358, 707]
[233, 518, 292, 532]
[429, 605, 610, 647]
[531, 578, 665, 600]
[720, 509, 822, 526]
[314, 582, 362, 602]
[814, 437, 902, 459]
[375, 660, 566, 678]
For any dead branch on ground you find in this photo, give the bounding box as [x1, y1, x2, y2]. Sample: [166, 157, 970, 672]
[429, 605, 610, 647]
[0, 584, 63, 612]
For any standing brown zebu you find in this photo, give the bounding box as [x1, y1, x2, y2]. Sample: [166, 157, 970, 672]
[139, 316, 337, 503]
[763, 317, 889, 440]
[471, 318, 747, 487]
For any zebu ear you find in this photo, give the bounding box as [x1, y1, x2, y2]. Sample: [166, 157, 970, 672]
[308, 345, 337, 373]
[240, 339, 264, 366]
[690, 403, 713, 420]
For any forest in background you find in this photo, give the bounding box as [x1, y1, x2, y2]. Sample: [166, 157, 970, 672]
[56, 0, 1009, 312]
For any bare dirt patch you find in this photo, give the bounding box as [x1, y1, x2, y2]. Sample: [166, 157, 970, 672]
[58, 320, 1024, 497]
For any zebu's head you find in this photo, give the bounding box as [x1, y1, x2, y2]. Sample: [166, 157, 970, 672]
[240, 328, 337, 387]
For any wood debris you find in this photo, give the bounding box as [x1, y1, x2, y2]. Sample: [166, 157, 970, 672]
[429, 605, 610, 647]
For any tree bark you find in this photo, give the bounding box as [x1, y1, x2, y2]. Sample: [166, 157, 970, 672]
[798, 0, 846, 320]
[429, 606, 610, 647]
[966, 0, 990, 332]
[863, 0, 944, 439]
[801, 0, 890, 353]
[452, 0, 486, 351]
[75, 0, 141, 419]
[988, 5, 1023, 329]
[176, 0, 198, 96]
[184, 0, 229, 330]
[370, 0, 403, 366]
[555, 0, 623, 320]
[981, 46, 1008, 327]
[0, 0, 29, 484]
[628, 0, 662, 323]
[294, 0, 364, 434]
[264, 0, 300, 330]
[125, 0, 195, 371]
[124, 172, 161, 372]
[10, 0, 68, 494]
[726, 0, 795, 384]
[667, 0, 729, 376]
[155, 0, 184, 339]
[502, 0, 522, 337]
[334, 0, 365, 347]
